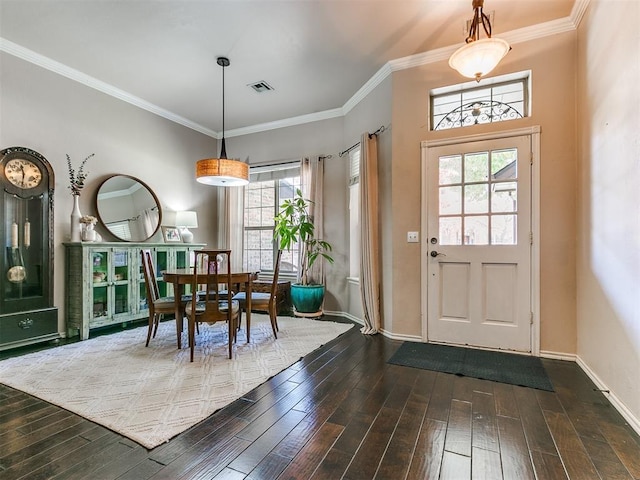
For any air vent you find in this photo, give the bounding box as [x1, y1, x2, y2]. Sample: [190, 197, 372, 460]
[248, 81, 274, 93]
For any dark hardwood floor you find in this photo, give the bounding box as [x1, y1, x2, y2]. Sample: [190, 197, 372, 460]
[1, 316, 639, 480]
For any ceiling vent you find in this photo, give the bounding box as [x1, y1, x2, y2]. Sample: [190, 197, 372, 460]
[248, 81, 274, 93]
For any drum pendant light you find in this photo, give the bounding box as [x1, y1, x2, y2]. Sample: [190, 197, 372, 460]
[196, 57, 249, 186]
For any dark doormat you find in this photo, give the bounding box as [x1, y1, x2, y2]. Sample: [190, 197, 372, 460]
[388, 342, 554, 391]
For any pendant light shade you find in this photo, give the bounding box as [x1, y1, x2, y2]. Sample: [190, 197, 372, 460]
[449, 0, 510, 82]
[196, 57, 249, 187]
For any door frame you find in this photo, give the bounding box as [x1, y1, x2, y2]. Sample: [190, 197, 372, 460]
[420, 126, 541, 355]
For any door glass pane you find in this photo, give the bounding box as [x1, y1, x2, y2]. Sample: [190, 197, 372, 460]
[464, 184, 488, 214]
[491, 215, 517, 245]
[440, 217, 462, 245]
[439, 155, 462, 185]
[491, 149, 517, 178]
[492, 182, 517, 212]
[464, 152, 488, 182]
[464, 216, 488, 245]
[440, 186, 461, 215]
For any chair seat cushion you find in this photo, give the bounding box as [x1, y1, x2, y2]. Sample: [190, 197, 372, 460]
[158, 294, 193, 304]
[232, 292, 271, 302]
[185, 300, 240, 315]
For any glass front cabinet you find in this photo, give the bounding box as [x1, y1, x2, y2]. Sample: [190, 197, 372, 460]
[65, 242, 202, 340]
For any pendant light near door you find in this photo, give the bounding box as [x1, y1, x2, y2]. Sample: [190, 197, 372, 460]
[196, 57, 249, 186]
[449, 0, 510, 82]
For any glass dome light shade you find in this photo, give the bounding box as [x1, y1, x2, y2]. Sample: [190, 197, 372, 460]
[449, 37, 510, 82]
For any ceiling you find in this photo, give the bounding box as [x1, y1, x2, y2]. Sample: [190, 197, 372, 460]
[0, 1, 575, 137]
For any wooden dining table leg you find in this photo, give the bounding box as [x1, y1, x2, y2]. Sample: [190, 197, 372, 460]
[245, 278, 252, 343]
[173, 281, 183, 349]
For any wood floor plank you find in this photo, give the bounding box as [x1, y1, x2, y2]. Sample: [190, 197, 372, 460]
[342, 405, 405, 480]
[425, 372, 455, 422]
[581, 436, 634, 480]
[493, 383, 519, 419]
[471, 446, 502, 480]
[471, 390, 499, 453]
[543, 410, 600, 480]
[530, 450, 568, 480]
[375, 370, 435, 479]
[309, 448, 352, 480]
[228, 409, 307, 474]
[596, 421, 640, 478]
[513, 385, 557, 454]
[276, 421, 344, 480]
[444, 399, 472, 457]
[245, 452, 291, 480]
[406, 418, 447, 480]
[148, 417, 251, 480]
[497, 415, 535, 480]
[440, 450, 471, 480]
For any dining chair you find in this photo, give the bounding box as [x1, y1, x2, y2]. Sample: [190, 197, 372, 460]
[185, 250, 240, 361]
[140, 249, 191, 348]
[233, 249, 282, 339]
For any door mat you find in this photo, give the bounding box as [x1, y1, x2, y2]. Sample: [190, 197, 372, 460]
[388, 342, 554, 391]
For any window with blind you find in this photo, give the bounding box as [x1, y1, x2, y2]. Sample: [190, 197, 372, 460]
[349, 148, 360, 278]
[243, 162, 301, 275]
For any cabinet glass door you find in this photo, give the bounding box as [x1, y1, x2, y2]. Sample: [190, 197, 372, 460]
[91, 250, 109, 319]
[112, 249, 129, 316]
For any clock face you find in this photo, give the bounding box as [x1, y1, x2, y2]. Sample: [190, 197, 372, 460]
[4, 158, 43, 189]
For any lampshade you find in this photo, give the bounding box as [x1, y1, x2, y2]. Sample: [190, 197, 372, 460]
[449, 38, 510, 82]
[175, 210, 198, 228]
[196, 56, 250, 187]
[196, 158, 249, 186]
[449, 0, 510, 82]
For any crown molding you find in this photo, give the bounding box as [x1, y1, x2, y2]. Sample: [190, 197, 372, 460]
[0, 37, 218, 139]
[570, 0, 591, 28]
[225, 108, 343, 138]
[1, 5, 585, 139]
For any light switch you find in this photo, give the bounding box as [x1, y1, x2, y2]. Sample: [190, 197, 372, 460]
[407, 231, 419, 243]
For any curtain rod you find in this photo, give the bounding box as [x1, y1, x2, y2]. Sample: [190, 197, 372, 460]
[338, 125, 386, 157]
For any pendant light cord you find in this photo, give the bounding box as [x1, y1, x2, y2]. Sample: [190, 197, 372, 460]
[218, 56, 229, 159]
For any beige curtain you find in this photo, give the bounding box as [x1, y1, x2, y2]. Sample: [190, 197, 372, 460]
[359, 133, 381, 334]
[301, 156, 325, 285]
[216, 186, 245, 271]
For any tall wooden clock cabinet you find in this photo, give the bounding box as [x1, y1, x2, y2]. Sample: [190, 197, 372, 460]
[0, 146, 59, 350]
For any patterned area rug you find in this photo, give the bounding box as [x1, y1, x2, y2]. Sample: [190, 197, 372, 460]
[0, 315, 352, 449]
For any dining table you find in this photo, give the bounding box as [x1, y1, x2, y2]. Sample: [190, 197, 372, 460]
[161, 269, 259, 347]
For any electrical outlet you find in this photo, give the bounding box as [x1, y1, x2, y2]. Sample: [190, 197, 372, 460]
[407, 231, 419, 243]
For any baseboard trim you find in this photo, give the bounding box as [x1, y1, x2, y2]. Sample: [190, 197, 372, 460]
[575, 355, 640, 437]
[540, 350, 577, 362]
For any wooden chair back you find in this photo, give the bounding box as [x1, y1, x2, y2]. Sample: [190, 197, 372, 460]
[188, 250, 239, 360]
[140, 249, 160, 303]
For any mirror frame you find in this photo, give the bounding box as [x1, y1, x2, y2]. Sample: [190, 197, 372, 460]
[95, 174, 163, 242]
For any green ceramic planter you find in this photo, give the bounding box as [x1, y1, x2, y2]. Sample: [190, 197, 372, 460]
[290, 284, 325, 313]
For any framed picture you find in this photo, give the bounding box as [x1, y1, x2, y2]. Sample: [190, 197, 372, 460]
[161, 226, 182, 243]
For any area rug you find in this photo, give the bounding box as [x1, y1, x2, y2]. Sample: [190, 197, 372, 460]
[388, 342, 554, 391]
[0, 315, 353, 449]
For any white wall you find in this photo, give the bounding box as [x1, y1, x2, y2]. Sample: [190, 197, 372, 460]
[0, 52, 219, 332]
[576, 0, 640, 428]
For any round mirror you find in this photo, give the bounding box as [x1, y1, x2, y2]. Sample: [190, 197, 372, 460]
[96, 175, 162, 242]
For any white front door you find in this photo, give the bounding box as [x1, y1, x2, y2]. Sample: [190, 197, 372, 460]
[423, 133, 534, 352]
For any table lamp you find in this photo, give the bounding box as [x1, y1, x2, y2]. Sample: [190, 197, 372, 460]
[175, 210, 198, 243]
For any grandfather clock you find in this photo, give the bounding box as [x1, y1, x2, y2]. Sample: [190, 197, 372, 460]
[0, 146, 58, 350]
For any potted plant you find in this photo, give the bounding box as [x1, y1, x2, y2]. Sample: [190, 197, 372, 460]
[274, 188, 334, 315]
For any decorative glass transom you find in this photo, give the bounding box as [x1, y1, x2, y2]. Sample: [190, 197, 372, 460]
[432, 77, 527, 131]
